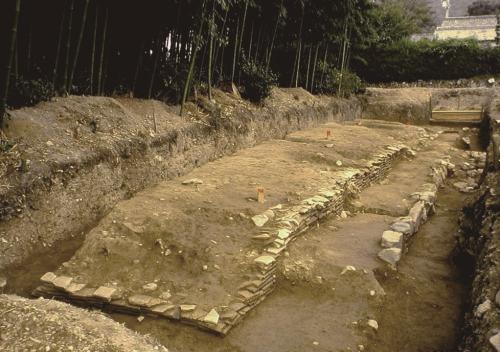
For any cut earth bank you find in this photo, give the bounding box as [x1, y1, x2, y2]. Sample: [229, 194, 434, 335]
[0, 86, 497, 352]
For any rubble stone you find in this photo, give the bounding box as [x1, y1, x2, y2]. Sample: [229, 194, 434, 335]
[252, 214, 269, 227]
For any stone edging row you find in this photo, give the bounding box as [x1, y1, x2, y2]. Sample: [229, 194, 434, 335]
[377, 156, 455, 267]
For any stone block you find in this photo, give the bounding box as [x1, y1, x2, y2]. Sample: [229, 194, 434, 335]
[390, 221, 412, 235]
[377, 248, 401, 266]
[254, 255, 276, 266]
[93, 286, 117, 302]
[52, 276, 73, 290]
[381, 231, 403, 249]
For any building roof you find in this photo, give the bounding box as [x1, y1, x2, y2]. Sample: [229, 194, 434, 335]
[435, 15, 498, 41]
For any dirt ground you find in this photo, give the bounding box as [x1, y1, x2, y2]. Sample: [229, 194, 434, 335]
[0, 294, 168, 352]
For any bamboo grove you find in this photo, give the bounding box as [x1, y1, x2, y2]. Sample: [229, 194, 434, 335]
[0, 0, 377, 128]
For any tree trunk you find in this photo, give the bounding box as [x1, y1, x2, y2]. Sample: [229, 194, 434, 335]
[0, 0, 21, 130]
[197, 42, 208, 82]
[305, 45, 312, 91]
[319, 43, 328, 89]
[294, 5, 304, 88]
[68, 0, 90, 93]
[148, 34, 162, 99]
[247, 21, 254, 58]
[237, 0, 248, 63]
[131, 40, 144, 97]
[294, 40, 302, 88]
[310, 43, 319, 92]
[254, 24, 262, 62]
[13, 37, 18, 80]
[97, 6, 108, 95]
[62, 0, 75, 94]
[231, 17, 239, 83]
[213, 4, 229, 80]
[338, 20, 349, 97]
[90, 4, 98, 95]
[208, 0, 215, 101]
[289, 40, 299, 87]
[180, 0, 207, 117]
[53, 9, 66, 90]
[266, 0, 283, 71]
[26, 27, 32, 75]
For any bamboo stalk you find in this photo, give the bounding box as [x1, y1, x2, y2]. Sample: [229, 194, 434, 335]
[180, 0, 207, 117]
[53, 8, 66, 91]
[148, 34, 162, 99]
[62, 0, 74, 94]
[305, 45, 312, 90]
[97, 6, 108, 95]
[208, 0, 215, 101]
[68, 0, 90, 93]
[266, 0, 283, 72]
[310, 43, 319, 92]
[231, 17, 239, 83]
[0, 0, 21, 130]
[90, 4, 98, 95]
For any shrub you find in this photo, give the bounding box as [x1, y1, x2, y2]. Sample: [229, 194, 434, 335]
[239, 57, 278, 103]
[316, 65, 364, 97]
[353, 39, 500, 83]
[7, 76, 54, 109]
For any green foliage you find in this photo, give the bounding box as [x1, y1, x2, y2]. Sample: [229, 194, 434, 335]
[7, 77, 54, 109]
[159, 59, 193, 104]
[239, 57, 278, 103]
[316, 65, 363, 97]
[366, 0, 433, 45]
[354, 39, 500, 83]
[468, 0, 500, 16]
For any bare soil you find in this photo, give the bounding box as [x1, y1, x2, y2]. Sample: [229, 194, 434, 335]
[0, 294, 168, 352]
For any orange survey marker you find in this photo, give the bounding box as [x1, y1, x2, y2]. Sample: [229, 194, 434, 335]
[257, 187, 265, 203]
[326, 129, 331, 139]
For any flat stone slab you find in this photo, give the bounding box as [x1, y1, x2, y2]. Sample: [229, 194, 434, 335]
[254, 256, 276, 266]
[93, 286, 117, 301]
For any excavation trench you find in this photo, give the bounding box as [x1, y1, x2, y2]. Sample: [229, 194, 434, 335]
[368, 184, 469, 352]
[3, 120, 478, 351]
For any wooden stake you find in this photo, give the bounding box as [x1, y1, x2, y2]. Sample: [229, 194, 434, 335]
[257, 187, 265, 204]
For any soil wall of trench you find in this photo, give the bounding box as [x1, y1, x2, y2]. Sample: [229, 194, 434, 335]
[457, 170, 500, 352]
[0, 88, 361, 270]
[361, 87, 495, 124]
[457, 93, 500, 352]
